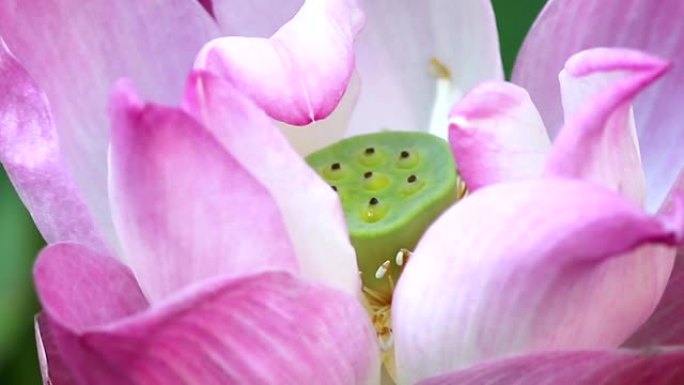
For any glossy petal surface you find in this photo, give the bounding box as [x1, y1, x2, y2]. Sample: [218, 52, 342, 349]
[546, 48, 669, 205]
[514, 0, 684, 209]
[47, 271, 379, 385]
[109, 84, 297, 302]
[418, 349, 684, 385]
[195, 0, 363, 126]
[393, 179, 681, 384]
[0, 43, 107, 252]
[185, 73, 359, 296]
[448, 81, 549, 191]
[0, 0, 219, 247]
[347, 0, 503, 137]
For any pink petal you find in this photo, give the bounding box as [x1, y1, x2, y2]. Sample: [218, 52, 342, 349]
[347, 0, 503, 137]
[33, 243, 148, 332]
[184, 72, 360, 296]
[393, 179, 681, 384]
[513, 0, 684, 209]
[418, 348, 684, 385]
[35, 316, 78, 385]
[51, 272, 380, 385]
[0, 42, 108, 252]
[545, 48, 669, 206]
[195, 0, 363, 126]
[448, 81, 550, 191]
[625, 170, 684, 347]
[109, 82, 298, 302]
[0, 0, 219, 248]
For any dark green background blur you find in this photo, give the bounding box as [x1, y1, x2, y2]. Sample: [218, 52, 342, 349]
[0, 1, 546, 383]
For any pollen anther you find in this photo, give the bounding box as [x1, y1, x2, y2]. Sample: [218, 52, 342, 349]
[375, 260, 391, 279]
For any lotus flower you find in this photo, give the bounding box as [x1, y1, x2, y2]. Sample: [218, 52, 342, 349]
[1, 1, 684, 385]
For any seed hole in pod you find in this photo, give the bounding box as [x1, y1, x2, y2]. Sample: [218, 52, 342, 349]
[369, 197, 379, 206]
[331, 162, 341, 170]
[365, 147, 375, 155]
[364, 171, 374, 179]
[407, 175, 417, 183]
[331, 185, 337, 191]
[396, 149, 419, 169]
[400, 150, 410, 159]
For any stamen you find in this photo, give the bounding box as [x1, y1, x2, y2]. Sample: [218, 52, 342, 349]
[375, 260, 390, 279]
[429, 57, 452, 80]
[395, 249, 412, 266]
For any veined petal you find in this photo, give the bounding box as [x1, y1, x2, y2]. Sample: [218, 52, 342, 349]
[513, 0, 684, 210]
[393, 179, 681, 384]
[0, 0, 219, 249]
[0, 42, 107, 252]
[50, 272, 380, 385]
[545, 48, 669, 206]
[417, 348, 684, 385]
[626, 170, 684, 347]
[347, 0, 503, 137]
[185, 72, 360, 296]
[34, 243, 148, 332]
[448, 81, 550, 191]
[195, 0, 363, 126]
[109, 83, 297, 302]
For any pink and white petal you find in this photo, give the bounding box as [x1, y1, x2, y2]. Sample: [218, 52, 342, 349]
[195, 0, 363, 126]
[513, 0, 684, 210]
[625, 170, 684, 347]
[57, 272, 380, 385]
[278, 72, 360, 155]
[34, 243, 148, 332]
[109, 83, 297, 302]
[0, 42, 108, 252]
[393, 179, 681, 384]
[417, 348, 684, 385]
[448, 81, 550, 191]
[0, 0, 219, 249]
[36, 315, 79, 385]
[185, 73, 360, 296]
[545, 48, 669, 207]
[346, 0, 503, 137]
[212, 0, 302, 37]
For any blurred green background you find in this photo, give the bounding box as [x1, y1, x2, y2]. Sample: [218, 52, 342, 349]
[0, 1, 546, 383]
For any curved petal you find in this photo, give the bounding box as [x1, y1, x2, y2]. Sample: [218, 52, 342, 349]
[418, 348, 684, 385]
[195, 0, 364, 125]
[278, 71, 360, 155]
[545, 48, 669, 206]
[184, 72, 360, 296]
[448, 81, 550, 191]
[347, 0, 503, 137]
[36, 316, 78, 385]
[626, 170, 684, 347]
[0, 0, 219, 249]
[513, 0, 684, 210]
[0, 43, 108, 252]
[34, 243, 148, 332]
[51, 271, 380, 385]
[393, 179, 681, 384]
[109, 82, 298, 302]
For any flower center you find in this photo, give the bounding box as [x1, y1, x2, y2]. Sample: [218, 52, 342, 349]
[305, 131, 465, 349]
